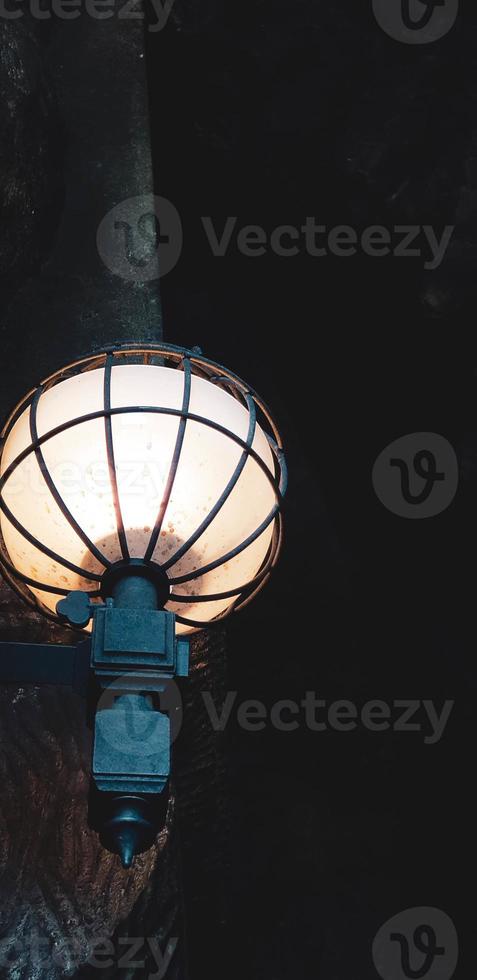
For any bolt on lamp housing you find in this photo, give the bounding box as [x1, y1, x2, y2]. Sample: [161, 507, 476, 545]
[0, 343, 287, 865]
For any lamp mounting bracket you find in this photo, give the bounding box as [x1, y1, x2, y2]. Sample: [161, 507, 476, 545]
[0, 570, 189, 868]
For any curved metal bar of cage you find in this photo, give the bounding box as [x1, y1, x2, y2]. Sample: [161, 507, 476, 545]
[175, 515, 281, 603]
[0, 407, 283, 510]
[0, 427, 284, 601]
[1, 385, 285, 599]
[0, 561, 60, 621]
[0, 545, 98, 597]
[0, 487, 280, 617]
[30, 387, 113, 570]
[0, 405, 285, 617]
[0, 346, 286, 628]
[0, 515, 282, 630]
[168, 512, 282, 603]
[172, 504, 285, 616]
[166, 442, 286, 582]
[0, 517, 282, 631]
[238, 512, 284, 600]
[144, 357, 192, 562]
[171, 513, 284, 628]
[0, 489, 108, 620]
[50, 342, 279, 418]
[0, 512, 282, 630]
[1, 344, 285, 452]
[163, 391, 258, 573]
[104, 354, 130, 561]
[0, 497, 105, 582]
[224, 513, 284, 614]
[0, 506, 282, 621]
[167, 501, 281, 584]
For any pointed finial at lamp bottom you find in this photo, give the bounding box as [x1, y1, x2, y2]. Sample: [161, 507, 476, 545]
[97, 794, 167, 870]
[117, 828, 140, 869]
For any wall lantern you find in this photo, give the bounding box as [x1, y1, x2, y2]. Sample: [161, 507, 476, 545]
[0, 343, 287, 867]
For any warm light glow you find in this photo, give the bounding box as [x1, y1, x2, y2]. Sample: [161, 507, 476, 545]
[0, 363, 278, 633]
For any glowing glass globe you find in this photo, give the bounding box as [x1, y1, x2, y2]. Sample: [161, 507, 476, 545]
[0, 345, 286, 633]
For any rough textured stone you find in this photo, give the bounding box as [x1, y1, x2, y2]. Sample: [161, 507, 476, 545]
[0, 12, 191, 979]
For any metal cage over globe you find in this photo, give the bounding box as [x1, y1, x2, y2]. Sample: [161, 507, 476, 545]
[0, 343, 287, 633]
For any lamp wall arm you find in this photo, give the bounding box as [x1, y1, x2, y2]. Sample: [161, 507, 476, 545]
[0, 640, 91, 695]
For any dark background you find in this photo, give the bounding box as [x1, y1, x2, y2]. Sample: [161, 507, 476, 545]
[0, 1, 474, 977]
[149, 2, 473, 977]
